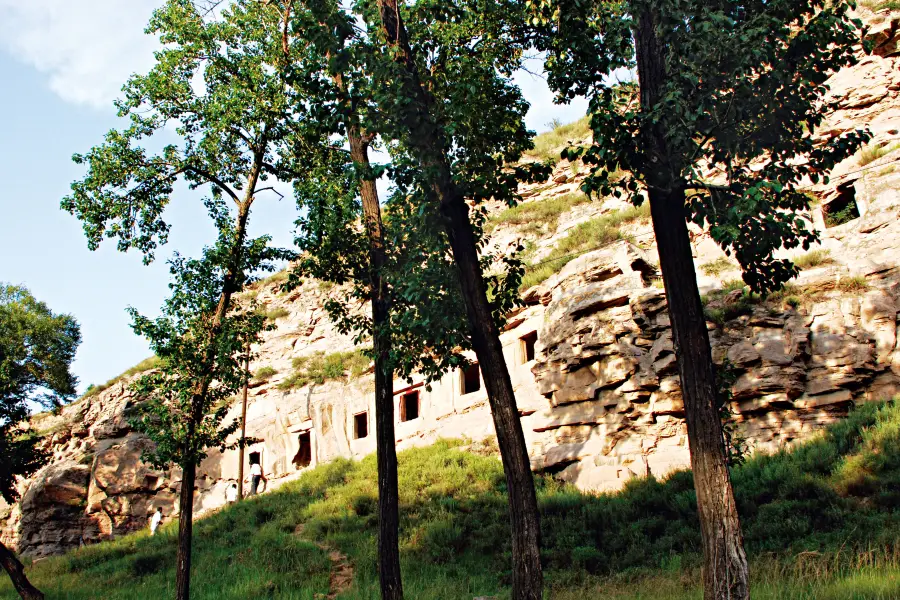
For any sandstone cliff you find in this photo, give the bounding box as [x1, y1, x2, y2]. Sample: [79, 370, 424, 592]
[5, 6, 900, 559]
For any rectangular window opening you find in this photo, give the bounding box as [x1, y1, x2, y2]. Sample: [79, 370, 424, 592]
[462, 363, 481, 395]
[353, 412, 369, 439]
[520, 331, 538, 364]
[401, 391, 420, 422]
[292, 431, 311, 469]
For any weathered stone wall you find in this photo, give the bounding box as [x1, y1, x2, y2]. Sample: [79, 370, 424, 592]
[5, 6, 900, 559]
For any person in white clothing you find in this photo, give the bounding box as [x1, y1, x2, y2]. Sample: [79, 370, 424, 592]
[225, 481, 238, 504]
[149, 507, 163, 535]
[249, 462, 263, 496]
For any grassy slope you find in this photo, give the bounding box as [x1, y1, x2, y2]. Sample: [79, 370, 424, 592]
[7, 402, 900, 599]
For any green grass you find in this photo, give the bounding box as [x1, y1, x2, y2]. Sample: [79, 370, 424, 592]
[525, 116, 592, 162]
[253, 366, 277, 382]
[858, 142, 900, 167]
[861, 0, 900, 11]
[488, 191, 592, 236]
[262, 306, 291, 321]
[9, 401, 900, 599]
[703, 275, 871, 323]
[277, 349, 371, 391]
[520, 203, 651, 291]
[699, 256, 736, 278]
[80, 356, 162, 400]
[794, 249, 835, 270]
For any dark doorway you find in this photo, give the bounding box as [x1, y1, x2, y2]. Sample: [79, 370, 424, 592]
[249, 451, 260, 465]
[520, 331, 538, 363]
[824, 183, 860, 227]
[401, 391, 420, 422]
[292, 432, 312, 469]
[462, 363, 481, 395]
[354, 412, 369, 439]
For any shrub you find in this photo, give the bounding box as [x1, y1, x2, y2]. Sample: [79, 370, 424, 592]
[263, 306, 290, 321]
[700, 256, 736, 278]
[858, 141, 900, 167]
[794, 249, 834, 270]
[837, 275, 869, 293]
[278, 349, 371, 390]
[253, 366, 277, 382]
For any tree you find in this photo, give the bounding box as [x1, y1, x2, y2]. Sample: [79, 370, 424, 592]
[536, 0, 870, 596]
[362, 1, 550, 597]
[0, 284, 81, 600]
[285, 5, 476, 595]
[61, 2, 319, 597]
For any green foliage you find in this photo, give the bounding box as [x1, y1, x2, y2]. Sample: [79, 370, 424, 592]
[14, 401, 900, 599]
[128, 246, 272, 470]
[538, 0, 870, 294]
[520, 203, 650, 290]
[700, 256, 737, 278]
[277, 349, 371, 391]
[794, 249, 834, 270]
[525, 116, 593, 162]
[252, 366, 277, 382]
[82, 356, 161, 400]
[824, 201, 859, 227]
[0, 284, 80, 503]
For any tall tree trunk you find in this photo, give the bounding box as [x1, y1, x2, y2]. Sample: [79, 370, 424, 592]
[173, 148, 262, 600]
[238, 347, 250, 501]
[0, 541, 43, 600]
[348, 120, 403, 599]
[174, 460, 196, 600]
[634, 8, 750, 599]
[374, 3, 543, 598]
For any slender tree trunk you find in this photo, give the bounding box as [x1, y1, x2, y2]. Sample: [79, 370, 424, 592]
[374, 3, 542, 598]
[347, 108, 403, 598]
[174, 460, 197, 600]
[238, 347, 250, 501]
[634, 8, 749, 599]
[173, 146, 263, 600]
[0, 541, 43, 600]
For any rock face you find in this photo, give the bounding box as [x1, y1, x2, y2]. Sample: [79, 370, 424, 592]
[6, 6, 900, 560]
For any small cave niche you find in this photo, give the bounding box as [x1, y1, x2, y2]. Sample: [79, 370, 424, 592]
[292, 431, 312, 469]
[823, 183, 860, 227]
[353, 412, 369, 439]
[400, 391, 420, 422]
[520, 331, 538, 364]
[462, 363, 481, 395]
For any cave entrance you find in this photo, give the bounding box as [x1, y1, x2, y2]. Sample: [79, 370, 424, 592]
[292, 432, 312, 469]
[400, 391, 420, 422]
[462, 363, 481, 395]
[824, 183, 860, 227]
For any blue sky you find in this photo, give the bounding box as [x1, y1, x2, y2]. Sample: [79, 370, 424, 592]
[0, 1, 587, 395]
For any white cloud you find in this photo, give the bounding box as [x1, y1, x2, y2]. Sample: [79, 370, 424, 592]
[0, 0, 161, 109]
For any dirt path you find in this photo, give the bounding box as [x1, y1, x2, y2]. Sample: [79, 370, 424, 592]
[295, 524, 354, 599]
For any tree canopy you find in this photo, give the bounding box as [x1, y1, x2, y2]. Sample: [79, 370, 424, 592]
[538, 0, 870, 292]
[0, 284, 81, 503]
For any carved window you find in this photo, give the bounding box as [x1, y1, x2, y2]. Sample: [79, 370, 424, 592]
[401, 391, 420, 422]
[353, 412, 368, 439]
